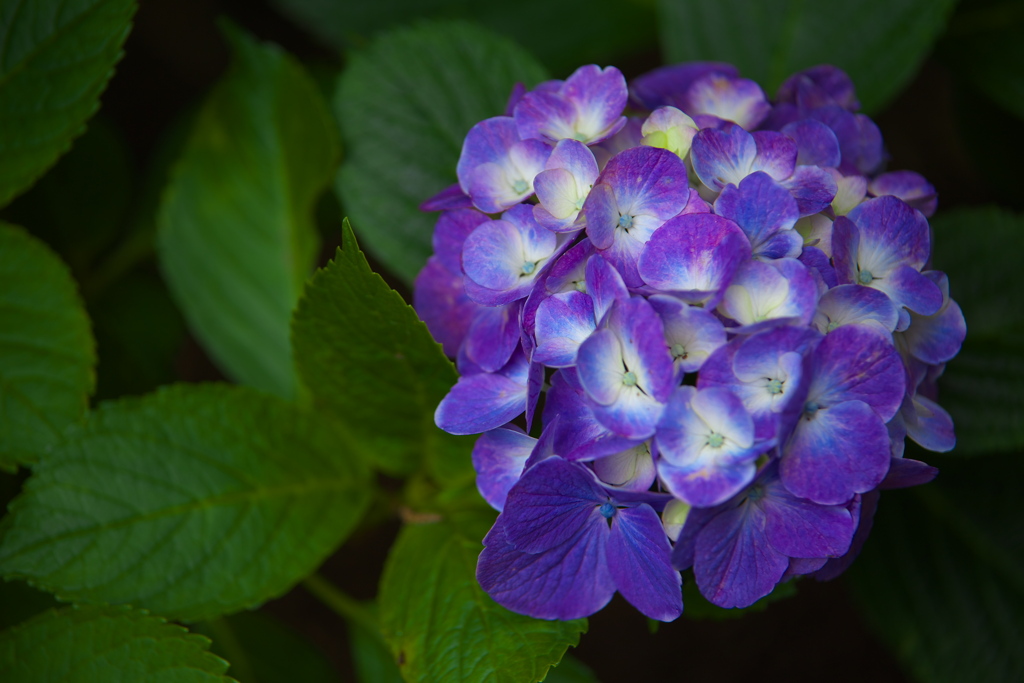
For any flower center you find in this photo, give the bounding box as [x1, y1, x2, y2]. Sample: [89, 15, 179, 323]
[521, 261, 536, 275]
[512, 179, 529, 194]
[599, 502, 616, 519]
[858, 269, 874, 284]
[622, 371, 638, 387]
[618, 214, 634, 230]
[826, 319, 841, 332]
[574, 279, 587, 293]
[671, 343, 687, 360]
[766, 378, 784, 395]
[706, 432, 725, 448]
[804, 401, 820, 416]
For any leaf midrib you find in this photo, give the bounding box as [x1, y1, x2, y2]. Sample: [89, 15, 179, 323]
[0, 475, 353, 563]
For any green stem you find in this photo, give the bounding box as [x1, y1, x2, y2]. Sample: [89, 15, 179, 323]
[302, 573, 380, 635]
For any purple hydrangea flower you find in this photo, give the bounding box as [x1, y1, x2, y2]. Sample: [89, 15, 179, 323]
[780, 324, 905, 505]
[478, 457, 681, 621]
[655, 386, 761, 507]
[415, 59, 963, 623]
[832, 195, 943, 329]
[673, 463, 858, 608]
[514, 65, 628, 145]
[456, 117, 552, 213]
[583, 146, 690, 286]
[577, 297, 675, 439]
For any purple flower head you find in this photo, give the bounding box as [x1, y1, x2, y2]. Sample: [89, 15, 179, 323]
[629, 62, 740, 111]
[435, 348, 531, 435]
[514, 65, 628, 145]
[717, 258, 819, 334]
[533, 254, 629, 367]
[674, 462, 858, 608]
[807, 107, 885, 176]
[648, 294, 727, 377]
[543, 368, 643, 461]
[462, 300, 522, 372]
[896, 271, 966, 366]
[868, 170, 937, 217]
[690, 126, 796, 192]
[681, 73, 771, 130]
[577, 297, 675, 440]
[593, 442, 657, 493]
[833, 196, 943, 328]
[414, 256, 483, 356]
[713, 172, 802, 259]
[583, 146, 690, 286]
[699, 326, 821, 442]
[812, 284, 900, 336]
[478, 457, 681, 621]
[780, 324, 905, 504]
[637, 213, 751, 307]
[456, 117, 552, 213]
[473, 427, 536, 511]
[776, 65, 860, 112]
[655, 386, 761, 507]
[462, 204, 564, 306]
[641, 106, 700, 159]
[591, 117, 644, 170]
[414, 59, 959, 621]
[781, 119, 842, 168]
[533, 139, 600, 232]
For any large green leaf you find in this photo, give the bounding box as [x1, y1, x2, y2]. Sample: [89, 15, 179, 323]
[930, 206, 1024, 455]
[269, 0, 654, 75]
[656, 0, 958, 113]
[0, 605, 232, 682]
[334, 21, 547, 283]
[158, 25, 339, 398]
[0, 383, 371, 622]
[378, 514, 587, 683]
[0, 224, 95, 470]
[849, 454, 1024, 682]
[291, 219, 473, 477]
[0, 0, 136, 208]
[193, 612, 338, 683]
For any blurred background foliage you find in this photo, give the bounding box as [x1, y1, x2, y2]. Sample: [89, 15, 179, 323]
[0, 0, 1022, 681]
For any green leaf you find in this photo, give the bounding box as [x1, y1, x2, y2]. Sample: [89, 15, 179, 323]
[0, 0, 137, 208]
[292, 219, 474, 478]
[656, 0, 958, 113]
[158, 24, 339, 398]
[849, 454, 1024, 682]
[929, 206, 1024, 455]
[938, 0, 1024, 121]
[334, 20, 547, 283]
[541, 655, 599, 683]
[0, 604, 232, 682]
[0, 383, 371, 622]
[0, 224, 95, 470]
[378, 514, 587, 683]
[269, 0, 654, 76]
[193, 612, 339, 683]
[351, 618, 404, 683]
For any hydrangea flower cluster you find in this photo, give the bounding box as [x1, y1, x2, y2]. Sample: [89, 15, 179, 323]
[414, 62, 966, 621]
